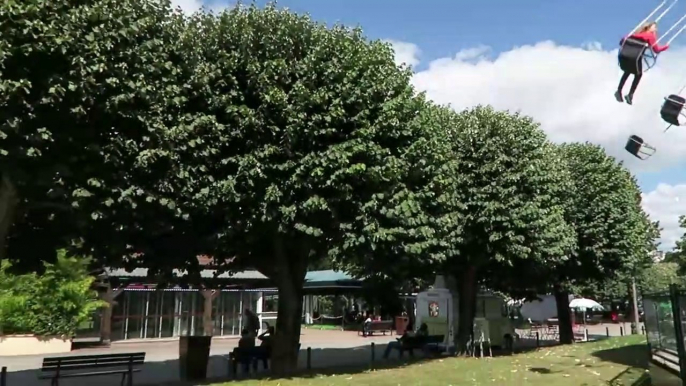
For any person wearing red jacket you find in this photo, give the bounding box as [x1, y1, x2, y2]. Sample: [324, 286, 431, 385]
[615, 22, 670, 105]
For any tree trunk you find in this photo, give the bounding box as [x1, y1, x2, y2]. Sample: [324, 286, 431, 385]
[455, 265, 478, 355]
[269, 237, 307, 376]
[554, 285, 574, 344]
[0, 173, 18, 262]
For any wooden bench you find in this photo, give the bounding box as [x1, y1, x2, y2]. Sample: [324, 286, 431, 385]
[397, 335, 445, 357]
[39, 352, 145, 386]
[228, 344, 301, 376]
[359, 320, 394, 336]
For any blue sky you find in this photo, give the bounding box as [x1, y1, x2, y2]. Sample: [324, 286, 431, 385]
[233, 0, 660, 69]
[203, 0, 685, 192]
[181, 0, 686, 249]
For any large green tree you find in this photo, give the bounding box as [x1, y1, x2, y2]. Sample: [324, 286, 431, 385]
[0, 0, 189, 272]
[664, 216, 686, 274]
[580, 261, 686, 301]
[547, 143, 655, 344]
[441, 107, 575, 353]
[134, 4, 433, 373]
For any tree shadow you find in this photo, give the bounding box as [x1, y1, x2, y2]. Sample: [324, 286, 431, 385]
[606, 367, 651, 386]
[591, 343, 649, 368]
[0, 337, 563, 386]
[528, 367, 560, 375]
[1, 343, 449, 386]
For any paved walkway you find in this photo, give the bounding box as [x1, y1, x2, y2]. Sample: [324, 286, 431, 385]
[1, 329, 398, 386]
[0, 323, 644, 386]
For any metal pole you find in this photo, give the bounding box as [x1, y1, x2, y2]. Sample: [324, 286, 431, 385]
[630, 1, 667, 35]
[655, 0, 678, 23]
[190, 292, 196, 335]
[669, 284, 686, 382]
[124, 292, 130, 340]
[307, 347, 312, 370]
[631, 278, 640, 335]
[370, 342, 375, 370]
[143, 291, 150, 339]
[1, 366, 6, 386]
[158, 292, 164, 338]
[659, 12, 686, 44]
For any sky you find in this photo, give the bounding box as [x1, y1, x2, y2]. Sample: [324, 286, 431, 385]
[172, 0, 686, 251]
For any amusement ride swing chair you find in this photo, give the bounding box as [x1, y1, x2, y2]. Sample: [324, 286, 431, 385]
[622, 0, 686, 160]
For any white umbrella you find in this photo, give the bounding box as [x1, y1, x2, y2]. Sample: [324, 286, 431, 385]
[569, 298, 604, 311]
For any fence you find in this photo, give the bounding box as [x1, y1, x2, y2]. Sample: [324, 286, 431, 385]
[642, 284, 686, 382]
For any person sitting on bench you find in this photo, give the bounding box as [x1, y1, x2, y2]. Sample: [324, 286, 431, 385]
[362, 314, 373, 337]
[383, 323, 429, 359]
[234, 329, 257, 373]
[258, 326, 274, 350]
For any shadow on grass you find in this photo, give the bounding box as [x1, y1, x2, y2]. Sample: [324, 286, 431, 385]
[592, 342, 650, 386]
[606, 367, 651, 386]
[3, 344, 456, 386]
[591, 343, 649, 368]
[528, 367, 562, 375]
[2, 337, 560, 386]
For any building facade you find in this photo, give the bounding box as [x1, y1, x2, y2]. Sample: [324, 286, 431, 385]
[82, 268, 360, 343]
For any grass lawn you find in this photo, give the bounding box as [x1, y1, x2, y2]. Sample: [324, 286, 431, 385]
[301, 324, 359, 331]
[216, 335, 650, 386]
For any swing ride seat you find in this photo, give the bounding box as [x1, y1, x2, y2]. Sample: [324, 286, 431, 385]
[617, 0, 686, 75]
[625, 135, 656, 160]
[661, 94, 686, 126]
[618, 37, 655, 75]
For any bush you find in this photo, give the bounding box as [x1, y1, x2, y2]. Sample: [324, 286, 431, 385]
[0, 250, 106, 337]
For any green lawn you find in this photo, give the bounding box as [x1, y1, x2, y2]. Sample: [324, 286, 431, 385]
[217, 336, 650, 386]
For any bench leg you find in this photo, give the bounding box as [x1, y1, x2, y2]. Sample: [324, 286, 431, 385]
[51, 377, 59, 386]
[121, 373, 126, 386]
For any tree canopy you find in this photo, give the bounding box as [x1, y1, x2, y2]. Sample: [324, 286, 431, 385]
[535, 143, 654, 343]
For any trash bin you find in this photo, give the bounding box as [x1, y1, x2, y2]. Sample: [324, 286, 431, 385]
[395, 316, 409, 335]
[179, 335, 212, 381]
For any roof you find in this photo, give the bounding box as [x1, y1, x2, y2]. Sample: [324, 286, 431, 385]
[305, 270, 356, 283]
[104, 267, 363, 292]
[302, 270, 362, 293]
[104, 267, 267, 280]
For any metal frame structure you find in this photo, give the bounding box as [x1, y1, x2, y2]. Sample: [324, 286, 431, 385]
[643, 285, 686, 382]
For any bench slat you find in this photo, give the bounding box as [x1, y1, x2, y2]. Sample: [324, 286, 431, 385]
[38, 368, 142, 379]
[42, 352, 146, 364]
[43, 356, 146, 365]
[42, 360, 145, 372]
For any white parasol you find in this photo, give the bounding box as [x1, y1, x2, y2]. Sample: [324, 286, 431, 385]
[569, 298, 604, 311]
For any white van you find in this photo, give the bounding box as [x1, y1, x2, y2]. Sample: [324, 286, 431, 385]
[415, 277, 515, 352]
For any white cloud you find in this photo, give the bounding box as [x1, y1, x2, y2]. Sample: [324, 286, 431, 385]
[170, 0, 228, 14]
[385, 40, 421, 68]
[388, 40, 686, 172]
[171, 0, 203, 13]
[386, 39, 686, 249]
[643, 183, 686, 250]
